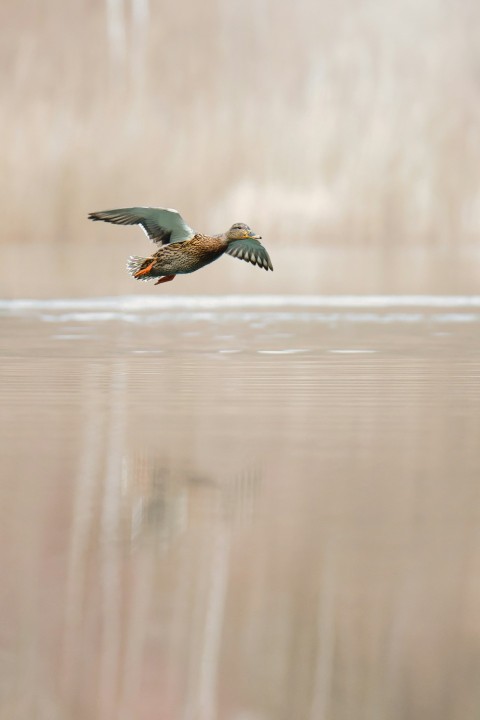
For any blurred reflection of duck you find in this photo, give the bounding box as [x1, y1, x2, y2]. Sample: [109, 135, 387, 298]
[88, 206, 273, 285]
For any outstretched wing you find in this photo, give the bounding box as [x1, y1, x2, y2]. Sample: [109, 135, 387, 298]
[88, 206, 195, 245]
[226, 238, 273, 271]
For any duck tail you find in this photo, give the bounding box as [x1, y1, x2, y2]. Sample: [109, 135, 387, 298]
[126, 256, 156, 281]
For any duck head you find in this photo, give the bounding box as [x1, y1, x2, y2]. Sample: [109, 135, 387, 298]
[225, 222, 262, 242]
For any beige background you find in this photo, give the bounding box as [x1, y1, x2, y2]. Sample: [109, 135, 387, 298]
[2, 0, 480, 296]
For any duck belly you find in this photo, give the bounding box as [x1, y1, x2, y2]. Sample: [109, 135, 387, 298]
[176, 248, 225, 274]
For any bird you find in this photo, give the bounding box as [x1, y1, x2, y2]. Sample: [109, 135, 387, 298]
[88, 206, 273, 285]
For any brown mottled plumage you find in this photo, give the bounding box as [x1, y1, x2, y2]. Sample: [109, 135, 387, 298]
[130, 234, 228, 282]
[88, 206, 273, 285]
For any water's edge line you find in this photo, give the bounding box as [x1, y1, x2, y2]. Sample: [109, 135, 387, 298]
[3, 295, 480, 313]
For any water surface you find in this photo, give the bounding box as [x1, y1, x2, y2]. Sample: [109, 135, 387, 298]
[1, 296, 480, 720]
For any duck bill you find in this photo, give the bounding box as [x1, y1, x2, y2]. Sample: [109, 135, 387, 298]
[249, 234, 262, 240]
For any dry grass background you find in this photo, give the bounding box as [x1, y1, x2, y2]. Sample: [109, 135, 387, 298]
[1, 0, 480, 294]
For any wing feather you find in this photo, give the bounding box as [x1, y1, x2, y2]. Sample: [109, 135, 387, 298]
[225, 238, 273, 271]
[88, 206, 195, 245]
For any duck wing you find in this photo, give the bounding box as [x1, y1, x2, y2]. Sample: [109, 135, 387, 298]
[88, 206, 195, 245]
[226, 238, 273, 271]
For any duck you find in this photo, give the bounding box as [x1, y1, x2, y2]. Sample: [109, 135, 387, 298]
[88, 206, 273, 285]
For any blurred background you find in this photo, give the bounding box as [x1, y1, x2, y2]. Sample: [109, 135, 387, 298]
[3, 3, 480, 720]
[2, 0, 480, 296]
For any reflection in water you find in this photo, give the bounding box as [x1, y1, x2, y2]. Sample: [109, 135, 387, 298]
[1, 297, 480, 720]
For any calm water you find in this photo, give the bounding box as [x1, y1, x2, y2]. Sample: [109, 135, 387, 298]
[1, 296, 480, 720]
